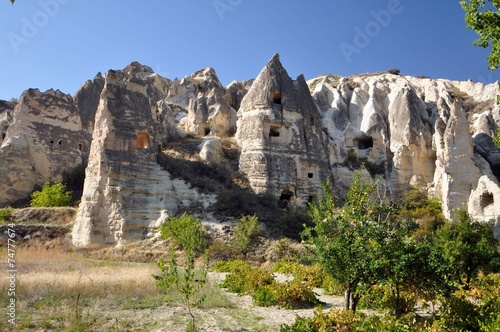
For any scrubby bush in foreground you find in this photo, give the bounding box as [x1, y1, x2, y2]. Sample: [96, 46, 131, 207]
[218, 259, 319, 309]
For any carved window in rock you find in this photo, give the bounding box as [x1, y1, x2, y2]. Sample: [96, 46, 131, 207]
[481, 192, 494, 209]
[354, 136, 373, 150]
[78, 140, 86, 152]
[271, 91, 282, 105]
[265, 122, 292, 144]
[136, 131, 151, 149]
[304, 165, 318, 181]
[269, 126, 281, 138]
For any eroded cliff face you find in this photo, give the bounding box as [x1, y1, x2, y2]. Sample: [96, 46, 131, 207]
[0, 89, 87, 205]
[1, 55, 499, 245]
[73, 63, 215, 246]
[308, 73, 500, 234]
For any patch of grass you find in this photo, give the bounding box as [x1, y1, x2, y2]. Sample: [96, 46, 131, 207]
[0, 248, 160, 330]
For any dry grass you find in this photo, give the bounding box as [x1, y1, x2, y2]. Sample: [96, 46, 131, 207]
[0, 247, 240, 331]
[0, 248, 161, 331]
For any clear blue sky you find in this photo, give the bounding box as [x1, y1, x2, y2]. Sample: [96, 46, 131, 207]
[0, 0, 498, 100]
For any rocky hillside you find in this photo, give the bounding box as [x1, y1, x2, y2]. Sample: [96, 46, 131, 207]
[1, 54, 499, 245]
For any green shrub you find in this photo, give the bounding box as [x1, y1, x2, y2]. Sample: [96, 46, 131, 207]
[281, 308, 361, 332]
[282, 309, 440, 332]
[159, 212, 208, 254]
[232, 215, 263, 256]
[220, 264, 273, 295]
[270, 280, 318, 309]
[30, 182, 72, 207]
[273, 259, 302, 275]
[0, 206, 14, 222]
[320, 274, 344, 296]
[273, 260, 327, 289]
[252, 286, 277, 307]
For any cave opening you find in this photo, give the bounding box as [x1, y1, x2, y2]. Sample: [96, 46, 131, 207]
[279, 189, 294, 207]
[354, 136, 373, 150]
[271, 91, 282, 105]
[269, 126, 281, 138]
[480, 192, 494, 209]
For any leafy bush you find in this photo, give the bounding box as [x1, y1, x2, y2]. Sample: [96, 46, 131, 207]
[269, 280, 318, 309]
[0, 206, 14, 222]
[30, 182, 72, 207]
[387, 68, 401, 75]
[436, 293, 480, 332]
[232, 215, 263, 256]
[271, 238, 300, 262]
[281, 308, 361, 332]
[219, 259, 319, 309]
[159, 212, 208, 254]
[282, 309, 442, 332]
[220, 263, 273, 295]
[273, 259, 302, 275]
[436, 273, 500, 332]
[252, 286, 277, 307]
[273, 260, 326, 288]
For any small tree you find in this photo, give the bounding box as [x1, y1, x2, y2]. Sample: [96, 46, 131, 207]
[159, 212, 208, 254]
[232, 215, 263, 256]
[437, 209, 500, 289]
[153, 248, 208, 332]
[30, 182, 72, 207]
[304, 173, 392, 313]
[155, 212, 210, 331]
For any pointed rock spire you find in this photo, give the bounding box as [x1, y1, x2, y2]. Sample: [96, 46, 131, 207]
[240, 53, 300, 113]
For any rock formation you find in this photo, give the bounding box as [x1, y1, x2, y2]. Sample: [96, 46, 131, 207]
[72, 63, 215, 246]
[1, 54, 499, 245]
[0, 89, 87, 205]
[236, 54, 330, 204]
[308, 73, 500, 231]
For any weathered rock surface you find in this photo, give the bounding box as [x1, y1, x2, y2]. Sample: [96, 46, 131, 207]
[1, 55, 500, 244]
[0, 89, 86, 205]
[237, 54, 330, 204]
[72, 64, 215, 246]
[308, 72, 500, 227]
